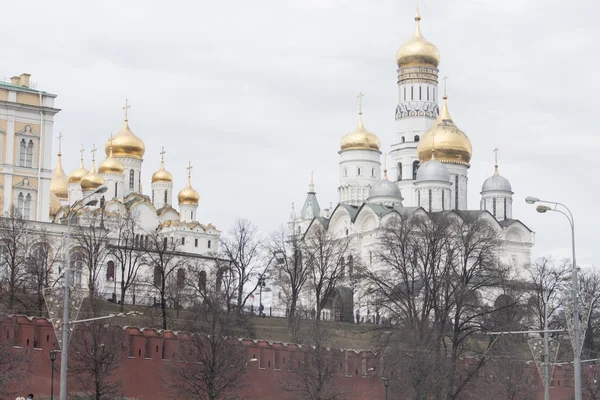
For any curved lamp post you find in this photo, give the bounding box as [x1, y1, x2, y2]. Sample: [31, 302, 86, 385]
[59, 185, 107, 400]
[525, 196, 580, 400]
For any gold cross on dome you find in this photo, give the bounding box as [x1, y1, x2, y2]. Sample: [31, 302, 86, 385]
[123, 98, 131, 120]
[187, 161, 193, 178]
[442, 76, 449, 97]
[160, 146, 166, 162]
[91, 143, 97, 162]
[58, 132, 63, 153]
[357, 92, 364, 115]
[79, 145, 85, 161]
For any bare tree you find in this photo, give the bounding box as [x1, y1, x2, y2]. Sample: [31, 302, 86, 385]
[167, 280, 250, 400]
[69, 319, 126, 400]
[108, 211, 146, 311]
[303, 226, 350, 321]
[0, 206, 29, 312]
[580, 270, 600, 360]
[219, 218, 264, 313]
[0, 324, 31, 400]
[144, 227, 185, 330]
[268, 226, 309, 328]
[286, 321, 347, 400]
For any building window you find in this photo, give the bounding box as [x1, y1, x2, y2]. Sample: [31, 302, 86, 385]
[24, 193, 31, 219]
[199, 270, 207, 293]
[152, 190, 154, 204]
[181, 237, 185, 246]
[401, 136, 405, 143]
[208, 240, 212, 249]
[194, 238, 198, 247]
[163, 237, 168, 248]
[403, 87, 406, 101]
[138, 171, 142, 190]
[455, 175, 459, 209]
[428, 189, 432, 212]
[412, 160, 420, 180]
[106, 261, 115, 280]
[26, 141, 33, 167]
[414, 135, 420, 142]
[411, 86, 414, 100]
[344, 168, 348, 177]
[419, 86, 422, 100]
[427, 87, 430, 101]
[177, 268, 186, 289]
[129, 170, 134, 189]
[397, 162, 403, 181]
[442, 190, 445, 210]
[357, 167, 361, 176]
[504, 198, 507, 218]
[433, 88, 436, 102]
[418, 190, 421, 207]
[17, 193, 24, 218]
[164, 190, 168, 204]
[19, 140, 26, 167]
[348, 255, 354, 277]
[371, 168, 375, 177]
[340, 257, 345, 278]
[493, 198, 497, 216]
[153, 266, 162, 287]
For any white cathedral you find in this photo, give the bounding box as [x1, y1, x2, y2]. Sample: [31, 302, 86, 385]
[287, 11, 534, 321]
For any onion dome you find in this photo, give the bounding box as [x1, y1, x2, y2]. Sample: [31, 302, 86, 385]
[152, 152, 173, 183]
[81, 155, 104, 191]
[105, 119, 145, 160]
[49, 191, 61, 218]
[369, 179, 403, 199]
[50, 152, 69, 200]
[417, 96, 472, 166]
[340, 113, 380, 151]
[99, 141, 124, 175]
[416, 154, 450, 182]
[396, 12, 440, 68]
[482, 164, 512, 193]
[69, 152, 89, 184]
[178, 163, 199, 205]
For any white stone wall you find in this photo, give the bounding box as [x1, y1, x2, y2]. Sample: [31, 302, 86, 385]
[338, 148, 381, 205]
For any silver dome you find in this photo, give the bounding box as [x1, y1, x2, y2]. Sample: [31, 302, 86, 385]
[481, 174, 512, 193]
[416, 159, 450, 182]
[368, 179, 403, 199]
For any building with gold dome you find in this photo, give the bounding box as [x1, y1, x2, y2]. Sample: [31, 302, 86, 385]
[287, 9, 534, 322]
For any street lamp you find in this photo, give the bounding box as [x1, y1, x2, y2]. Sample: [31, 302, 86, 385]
[526, 196, 580, 400]
[258, 275, 267, 317]
[59, 185, 107, 400]
[382, 377, 389, 400]
[49, 350, 57, 400]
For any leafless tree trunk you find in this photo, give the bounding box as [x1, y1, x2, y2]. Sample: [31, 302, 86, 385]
[144, 228, 185, 330]
[108, 211, 146, 311]
[303, 226, 350, 321]
[0, 206, 29, 313]
[167, 281, 250, 400]
[219, 218, 265, 313]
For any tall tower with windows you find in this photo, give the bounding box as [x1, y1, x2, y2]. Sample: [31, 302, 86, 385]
[105, 100, 145, 197]
[390, 11, 440, 207]
[338, 93, 381, 206]
[0, 74, 60, 221]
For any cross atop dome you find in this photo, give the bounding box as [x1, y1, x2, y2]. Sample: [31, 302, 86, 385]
[123, 98, 131, 121]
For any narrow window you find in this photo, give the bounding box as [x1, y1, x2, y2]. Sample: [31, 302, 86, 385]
[419, 86, 422, 100]
[26, 141, 33, 167]
[427, 87, 430, 101]
[208, 240, 212, 249]
[138, 171, 141, 190]
[344, 168, 347, 177]
[153, 266, 162, 287]
[397, 163, 403, 181]
[106, 261, 115, 280]
[194, 238, 198, 247]
[340, 257, 345, 278]
[199, 270, 207, 292]
[412, 161, 420, 180]
[417, 191, 421, 207]
[17, 193, 24, 218]
[357, 167, 361, 176]
[411, 86, 414, 100]
[164, 190, 168, 204]
[493, 198, 497, 216]
[504, 198, 507, 218]
[348, 255, 354, 276]
[401, 136, 405, 143]
[442, 190, 445, 210]
[414, 135, 420, 142]
[163, 237, 168, 248]
[152, 190, 155, 204]
[433, 88, 436, 102]
[115, 182, 118, 198]
[24, 193, 31, 219]
[190, 211, 194, 220]
[403, 87, 406, 101]
[454, 175, 459, 209]
[428, 189, 432, 212]
[181, 237, 185, 246]
[371, 168, 375, 177]
[129, 170, 134, 189]
[19, 139, 26, 166]
[177, 269, 185, 289]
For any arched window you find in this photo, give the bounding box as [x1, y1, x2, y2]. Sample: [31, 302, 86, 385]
[411, 86, 414, 100]
[24, 193, 31, 219]
[106, 261, 115, 280]
[504, 198, 507, 218]
[164, 190, 168, 204]
[401, 136, 405, 143]
[138, 171, 142, 189]
[199, 270, 207, 293]
[397, 163, 403, 181]
[403, 87, 406, 101]
[70, 251, 85, 287]
[428, 189, 432, 212]
[419, 86, 422, 100]
[191, 211, 194, 220]
[26, 140, 33, 167]
[371, 168, 375, 177]
[442, 190, 445, 210]
[17, 193, 24, 218]
[414, 135, 420, 142]
[357, 167, 361, 176]
[114, 182, 118, 198]
[427, 87, 430, 101]
[455, 176, 459, 209]
[153, 266, 162, 287]
[19, 140, 26, 166]
[344, 168, 347, 177]
[493, 198, 497, 216]
[412, 161, 420, 180]
[176, 268, 186, 289]
[129, 170, 134, 189]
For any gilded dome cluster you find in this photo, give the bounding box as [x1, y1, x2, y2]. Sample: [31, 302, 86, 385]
[50, 152, 68, 200]
[340, 115, 380, 151]
[80, 158, 104, 191]
[105, 120, 145, 160]
[396, 13, 440, 68]
[417, 96, 472, 166]
[99, 142, 125, 175]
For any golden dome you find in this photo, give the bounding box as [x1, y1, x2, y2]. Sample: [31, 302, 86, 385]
[396, 13, 440, 68]
[178, 165, 199, 205]
[49, 191, 61, 218]
[69, 155, 89, 184]
[50, 152, 69, 200]
[81, 158, 105, 191]
[99, 146, 124, 175]
[340, 114, 381, 151]
[152, 160, 173, 183]
[417, 96, 472, 166]
[105, 119, 145, 160]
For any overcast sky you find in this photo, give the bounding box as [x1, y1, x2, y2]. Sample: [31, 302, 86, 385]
[1, 0, 596, 268]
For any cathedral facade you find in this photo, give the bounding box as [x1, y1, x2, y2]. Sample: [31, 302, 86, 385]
[289, 11, 535, 321]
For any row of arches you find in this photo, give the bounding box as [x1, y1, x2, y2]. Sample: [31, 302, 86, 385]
[400, 135, 420, 144]
[396, 160, 420, 181]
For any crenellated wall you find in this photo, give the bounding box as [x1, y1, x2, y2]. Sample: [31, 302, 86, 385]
[1, 315, 596, 400]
